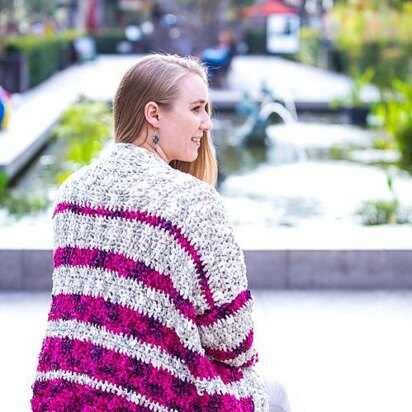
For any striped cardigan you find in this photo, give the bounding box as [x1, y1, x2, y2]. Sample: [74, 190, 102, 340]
[31, 143, 269, 411]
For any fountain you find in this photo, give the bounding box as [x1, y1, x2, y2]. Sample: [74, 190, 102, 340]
[236, 84, 298, 146]
[235, 83, 377, 163]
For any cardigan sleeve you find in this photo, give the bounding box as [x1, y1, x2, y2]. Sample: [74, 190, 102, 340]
[186, 184, 259, 370]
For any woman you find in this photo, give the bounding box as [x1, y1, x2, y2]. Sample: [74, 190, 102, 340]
[31, 54, 269, 411]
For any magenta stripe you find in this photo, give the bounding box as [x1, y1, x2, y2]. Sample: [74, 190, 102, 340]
[37, 337, 254, 411]
[54, 202, 215, 308]
[31, 378, 149, 411]
[48, 294, 243, 384]
[54, 246, 197, 321]
[205, 330, 255, 363]
[197, 290, 252, 327]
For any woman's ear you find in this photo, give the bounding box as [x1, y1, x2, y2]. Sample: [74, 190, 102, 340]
[144, 101, 161, 128]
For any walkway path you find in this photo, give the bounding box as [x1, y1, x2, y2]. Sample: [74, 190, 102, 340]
[228, 55, 379, 107]
[1, 290, 411, 412]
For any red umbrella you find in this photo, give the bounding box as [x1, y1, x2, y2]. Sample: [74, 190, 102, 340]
[241, 0, 297, 18]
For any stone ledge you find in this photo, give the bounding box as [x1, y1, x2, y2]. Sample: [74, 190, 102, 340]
[244, 250, 412, 289]
[1, 249, 411, 290]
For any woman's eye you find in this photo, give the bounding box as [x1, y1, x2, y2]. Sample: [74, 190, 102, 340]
[192, 106, 201, 112]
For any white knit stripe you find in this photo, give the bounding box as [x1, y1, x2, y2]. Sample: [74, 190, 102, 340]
[204, 244, 248, 306]
[52, 266, 203, 353]
[45, 319, 247, 398]
[184, 193, 249, 306]
[35, 369, 175, 412]
[53, 211, 209, 311]
[228, 368, 270, 410]
[199, 301, 254, 351]
[217, 346, 258, 369]
[225, 367, 266, 399]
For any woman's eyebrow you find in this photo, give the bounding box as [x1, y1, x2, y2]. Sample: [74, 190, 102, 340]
[190, 99, 207, 105]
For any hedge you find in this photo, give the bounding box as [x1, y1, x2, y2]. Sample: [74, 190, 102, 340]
[90, 29, 128, 54]
[3, 31, 83, 88]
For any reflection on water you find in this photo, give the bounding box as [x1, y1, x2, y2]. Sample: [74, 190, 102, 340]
[217, 144, 268, 176]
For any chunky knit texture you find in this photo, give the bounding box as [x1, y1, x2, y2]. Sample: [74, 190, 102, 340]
[31, 143, 269, 411]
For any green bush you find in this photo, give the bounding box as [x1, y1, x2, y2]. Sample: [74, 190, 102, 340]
[374, 78, 412, 166]
[357, 165, 412, 225]
[91, 29, 128, 54]
[396, 122, 412, 166]
[53, 100, 112, 183]
[363, 42, 411, 89]
[243, 28, 267, 54]
[332, 4, 412, 89]
[296, 27, 322, 67]
[0, 170, 49, 216]
[4, 31, 83, 88]
[332, 41, 412, 89]
[357, 198, 401, 225]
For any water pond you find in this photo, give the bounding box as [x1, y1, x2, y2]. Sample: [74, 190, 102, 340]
[1, 111, 412, 242]
[213, 111, 412, 232]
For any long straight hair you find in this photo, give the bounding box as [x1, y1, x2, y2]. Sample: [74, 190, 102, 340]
[113, 54, 217, 186]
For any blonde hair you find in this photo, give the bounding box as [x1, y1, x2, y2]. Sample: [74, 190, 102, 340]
[113, 54, 217, 186]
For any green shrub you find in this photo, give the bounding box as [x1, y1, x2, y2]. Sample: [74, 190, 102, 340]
[0, 191, 49, 216]
[357, 198, 401, 225]
[374, 78, 412, 166]
[53, 100, 112, 182]
[4, 31, 83, 88]
[357, 168, 411, 225]
[0, 170, 49, 216]
[332, 67, 375, 108]
[296, 27, 322, 67]
[243, 28, 267, 54]
[332, 4, 412, 89]
[364, 42, 411, 90]
[0, 171, 8, 198]
[372, 136, 395, 150]
[91, 29, 127, 54]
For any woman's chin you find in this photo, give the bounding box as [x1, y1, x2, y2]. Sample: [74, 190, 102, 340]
[190, 151, 200, 162]
[178, 151, 199, 163]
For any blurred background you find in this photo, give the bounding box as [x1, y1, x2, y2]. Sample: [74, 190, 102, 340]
[1, 0, 412, 235]
[0, 1, 411, 411]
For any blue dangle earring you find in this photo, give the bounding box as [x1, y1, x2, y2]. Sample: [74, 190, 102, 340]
[152, 134, 159, 152]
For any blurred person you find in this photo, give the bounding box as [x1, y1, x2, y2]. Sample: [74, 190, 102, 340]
[30, 53, 280, 411]
[201, 29, 238, 88]
[0, 85, 11, 130]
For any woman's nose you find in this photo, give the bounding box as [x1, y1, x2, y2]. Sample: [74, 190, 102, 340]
[201, 114, 213, 131]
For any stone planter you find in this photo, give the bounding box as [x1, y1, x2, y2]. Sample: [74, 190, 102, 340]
[344, 106, 369, 127]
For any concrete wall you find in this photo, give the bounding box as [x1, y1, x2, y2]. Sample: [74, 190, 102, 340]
[1, 249, 412, 290]
[0, 249, 53, 290]
[244, 250, 412, 289]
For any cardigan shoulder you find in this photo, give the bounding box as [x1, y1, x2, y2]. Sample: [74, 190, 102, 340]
[55, 142, 218, 222]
